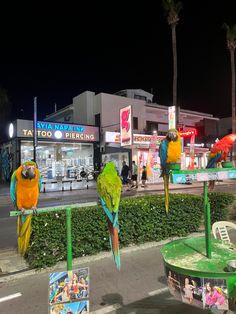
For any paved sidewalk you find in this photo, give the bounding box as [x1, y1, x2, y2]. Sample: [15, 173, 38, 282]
[1, 179, 234, 197]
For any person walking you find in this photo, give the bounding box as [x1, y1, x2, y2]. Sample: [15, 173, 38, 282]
[131, 160, 138, 189]
[121, 161, 130, 190]
[141, 165, 147, 187]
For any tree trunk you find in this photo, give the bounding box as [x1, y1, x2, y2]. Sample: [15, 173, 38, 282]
[230, 48, 236, 164]
[231, 48, 236, 133]
[171, 24, 177, 108]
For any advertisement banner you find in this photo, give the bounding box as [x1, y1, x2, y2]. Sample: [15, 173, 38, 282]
[120, 105, 132, 146]
[105, 131, 165, 145]
[168, 106, 176, 129]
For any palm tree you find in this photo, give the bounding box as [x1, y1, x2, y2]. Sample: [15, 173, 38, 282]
[223, 23, 236, 133]
[162, 0, 182, 109]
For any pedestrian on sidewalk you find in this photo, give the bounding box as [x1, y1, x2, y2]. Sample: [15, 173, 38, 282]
[131, 160, 138, 189]
[141, 165, 147, 187]
[80, 167, 88, 189]
[121, 161, 130, 189]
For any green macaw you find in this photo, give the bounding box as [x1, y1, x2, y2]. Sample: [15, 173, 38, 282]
[96, 161, 122, 269]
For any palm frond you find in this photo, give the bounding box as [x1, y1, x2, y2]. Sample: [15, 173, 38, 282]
[223, 23, 236, 41]
[162, 0, 171, 12]
[175, 1, 183, 14]
[162, 0, 182, 11]
[222, 23, 229, 32]
[233, 24, 236, 35]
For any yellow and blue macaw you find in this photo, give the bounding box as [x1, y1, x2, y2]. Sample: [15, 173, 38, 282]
[96, 161, 122, 270]
[10, 161, 41, 255]
[159, 129, 181, 214]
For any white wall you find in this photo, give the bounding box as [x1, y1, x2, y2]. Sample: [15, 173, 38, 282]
[73, 92, 90, 124]
[146, 107, 167, 123]
[99, 93, 146, 132]
[72, 91, 102, 125]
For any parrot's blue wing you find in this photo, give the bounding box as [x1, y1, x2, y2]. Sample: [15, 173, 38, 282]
[39, 174, 42, 192]
[159, 139, 168, 174]
[206, 152, 222, 168]
[10, 171, 17, 207]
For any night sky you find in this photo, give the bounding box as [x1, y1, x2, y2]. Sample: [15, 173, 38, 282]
[1, 0, 236, 123]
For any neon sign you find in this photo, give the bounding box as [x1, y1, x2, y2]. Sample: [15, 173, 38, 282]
[14, 120, 99, 142]
[37, 121, 84, 132]
[179, 128, 197, 138]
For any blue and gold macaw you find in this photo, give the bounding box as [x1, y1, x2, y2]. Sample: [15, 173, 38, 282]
[10, 161, 41, 255]
[159, 129, 181, 214]
[96, 161, 122, 270]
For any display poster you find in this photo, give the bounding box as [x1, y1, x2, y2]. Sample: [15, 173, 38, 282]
[49, 300, 89, 313]
[165, 266, 230, 312]
[202, 278, 229, 312]
[178, 273, 204, 309]
[120, 105, 132, 146]
[49, 268, 89, 313]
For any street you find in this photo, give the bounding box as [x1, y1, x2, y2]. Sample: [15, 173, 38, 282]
[0, 238, 213, 314]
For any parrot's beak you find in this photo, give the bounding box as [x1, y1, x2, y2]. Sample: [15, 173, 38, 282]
[167, 132, 178, 142]
[27, 167, 36, 179]
[22, 166, 36, 179]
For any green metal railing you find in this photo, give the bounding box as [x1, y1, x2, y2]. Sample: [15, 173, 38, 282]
[10, 202, 97, 271]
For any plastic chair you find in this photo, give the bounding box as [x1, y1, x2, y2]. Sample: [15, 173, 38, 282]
[212, 221, 236, 244]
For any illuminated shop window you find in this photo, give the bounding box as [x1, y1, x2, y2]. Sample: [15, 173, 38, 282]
[21, 141, 94, 180]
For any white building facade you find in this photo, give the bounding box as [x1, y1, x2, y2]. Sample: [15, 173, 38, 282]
[45, 89, 219, 183]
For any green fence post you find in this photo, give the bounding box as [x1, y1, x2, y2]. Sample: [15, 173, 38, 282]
[203, 182, 212, 258]
[66, 207, 73, 271]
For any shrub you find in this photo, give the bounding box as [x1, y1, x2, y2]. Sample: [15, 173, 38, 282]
[26, 192, 234, 268]
[208, 192, 235, 224]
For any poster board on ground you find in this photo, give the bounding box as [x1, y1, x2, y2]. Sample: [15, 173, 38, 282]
[49, 267, 89, 313]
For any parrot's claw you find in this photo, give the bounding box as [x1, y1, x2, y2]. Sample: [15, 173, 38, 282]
[32, 207, 38, 215]
[21, 208, 26, 215]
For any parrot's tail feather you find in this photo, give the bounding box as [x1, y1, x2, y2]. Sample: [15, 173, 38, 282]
[107, 219, 120, 270]
[17, 214, 32, 256]
[163, 174, 169, 215]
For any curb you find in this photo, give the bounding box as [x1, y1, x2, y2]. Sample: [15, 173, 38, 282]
[0, 231, 205, 283]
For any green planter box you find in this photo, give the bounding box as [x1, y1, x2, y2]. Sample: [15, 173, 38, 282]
[169, 163, 181, 170]
[222, 161, 233, 168]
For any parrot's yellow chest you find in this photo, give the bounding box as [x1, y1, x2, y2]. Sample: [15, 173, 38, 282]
[15, 168, 40, 209]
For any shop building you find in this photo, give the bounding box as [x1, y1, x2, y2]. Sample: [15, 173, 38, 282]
[0, 119, 99, 189]
[45, 89, 219, 181]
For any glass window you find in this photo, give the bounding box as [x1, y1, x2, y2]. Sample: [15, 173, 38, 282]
[21, 141, 94, 181]
[133, 117, 138, 130]
[134, 94, 147, 101]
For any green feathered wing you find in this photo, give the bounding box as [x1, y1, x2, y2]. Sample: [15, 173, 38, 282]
[97, 162, 122, 269]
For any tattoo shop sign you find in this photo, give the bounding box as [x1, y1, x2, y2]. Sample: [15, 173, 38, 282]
[13, 119, 99, 142]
